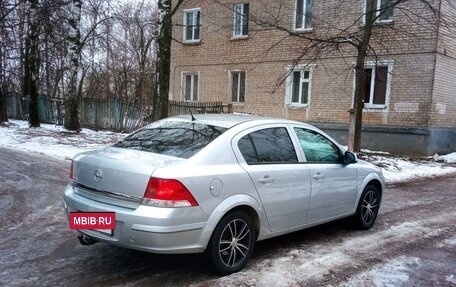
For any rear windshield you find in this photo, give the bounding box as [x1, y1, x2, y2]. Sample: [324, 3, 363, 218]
[114, 120, 227, 159]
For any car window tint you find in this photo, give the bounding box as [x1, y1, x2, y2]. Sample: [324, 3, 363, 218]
[238, 127, 298, 164]
[237, 135, 258, 163]
[294, 128, 341, 163]
[114, 121, 227, 159]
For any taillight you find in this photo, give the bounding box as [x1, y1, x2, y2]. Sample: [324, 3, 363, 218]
[69, 160, 74, 180]
[142, 177, 198, 208]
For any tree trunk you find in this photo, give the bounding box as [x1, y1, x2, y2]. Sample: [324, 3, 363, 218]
[154, 0, 173, 120]
[64, 0, 82, 132]
[27, 0, 40, 128]
[0, 88, 6, 123]
[0, 39, 8, 123]
[349, 0, 375, 152]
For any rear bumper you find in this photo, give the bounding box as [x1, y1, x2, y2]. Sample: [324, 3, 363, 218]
[63, 185, 209, 254]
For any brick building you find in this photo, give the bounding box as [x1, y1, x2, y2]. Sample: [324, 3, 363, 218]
[169, 0, 456, 155]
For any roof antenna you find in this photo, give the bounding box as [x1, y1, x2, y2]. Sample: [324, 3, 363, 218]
[189, 109, 196, 121]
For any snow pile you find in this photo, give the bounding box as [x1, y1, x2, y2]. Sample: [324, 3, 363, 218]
[359, 152, 456, 184]
[1, 120, 455, 183]
[434, 152, 456, 163]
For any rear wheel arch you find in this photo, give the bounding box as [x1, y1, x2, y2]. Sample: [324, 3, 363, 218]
[200, 195, 264, 249]
[227, 205, 260, 239]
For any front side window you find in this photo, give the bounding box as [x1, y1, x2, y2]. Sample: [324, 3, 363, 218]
[363, 66, 389, 107]
[231, 71, 246, 103]
[294, 0, 314, 30]
[294, 128, 341, 163]
[238, 128, 298, 164]
[365, 0, 394, 23]
[184, 9, 201, 42]
[287, 69, 311, 106]
[183, 73, 199, 101]
[233, 3, 249, 37]
[114, 121, 227, 159]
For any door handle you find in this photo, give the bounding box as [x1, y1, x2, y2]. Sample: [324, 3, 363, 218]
[259, 176, 274, 184]
[313, 173, 324, 180]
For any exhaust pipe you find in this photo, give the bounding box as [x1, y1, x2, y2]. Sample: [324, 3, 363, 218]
[78, 234, 97, 246]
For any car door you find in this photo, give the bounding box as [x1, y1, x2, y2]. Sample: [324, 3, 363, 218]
[291, 126, 358, 223]
[232, 125, 312, 232]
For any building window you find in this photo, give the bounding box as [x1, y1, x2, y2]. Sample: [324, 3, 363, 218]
[184, 8, 201, 42]
[230, 71, 246, 102]
[183, 73, 199, 101]
[233, 3, 249, 37]
[363, 65, 390, 108]
[294, 0, 313, 30]
[287, 69, 311, 106]
[364, 0, 393, 23]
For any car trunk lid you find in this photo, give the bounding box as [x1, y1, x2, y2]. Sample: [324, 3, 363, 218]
[72, 147, 183, 207]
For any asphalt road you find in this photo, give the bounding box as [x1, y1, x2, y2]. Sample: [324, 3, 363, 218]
[0, 147, 455, 287]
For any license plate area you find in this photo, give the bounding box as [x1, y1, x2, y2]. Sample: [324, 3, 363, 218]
[70, 212, 116, 236]
[93, 229, 113, 236]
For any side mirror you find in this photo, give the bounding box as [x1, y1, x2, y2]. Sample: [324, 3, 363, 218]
[344, 151, 357, 165]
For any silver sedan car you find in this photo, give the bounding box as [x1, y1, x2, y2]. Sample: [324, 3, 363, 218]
[63, 114, 384, 275]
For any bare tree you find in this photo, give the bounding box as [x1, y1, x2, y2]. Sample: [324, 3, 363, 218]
[25, 0, 40, 127]
[0, 45, 7, 123]
[65, 0, 82, 131]
[1, 0, 162, 128]
[245, 0, 441, 152]
[154, 0, 183, 120]
[0, 0, 10, 123]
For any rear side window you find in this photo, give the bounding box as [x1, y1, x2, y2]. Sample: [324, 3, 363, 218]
[114, 121, 227, 158]
[238, 127, 298, 164]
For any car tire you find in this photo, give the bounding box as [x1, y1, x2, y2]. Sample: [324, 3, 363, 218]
[206, 211, 256, 275]
[353, 184, 380, 230]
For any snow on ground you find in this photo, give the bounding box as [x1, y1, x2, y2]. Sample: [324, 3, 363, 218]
[359, 151, 456, 184]
[341, 256, 422, 287]
[1, 119, 455, 183]
[0, 119, 125, 160]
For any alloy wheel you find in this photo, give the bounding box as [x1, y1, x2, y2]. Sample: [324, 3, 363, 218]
[361, 189, 378, 226]
[218, 219, 251, 268]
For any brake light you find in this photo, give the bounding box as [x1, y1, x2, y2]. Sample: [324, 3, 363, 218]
[69, 160, 74, 179]
[142, 177, 198, 208]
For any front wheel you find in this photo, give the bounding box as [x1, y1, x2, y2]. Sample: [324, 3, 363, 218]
[353, 184, 381, 230]
[206, 211, 256, 275]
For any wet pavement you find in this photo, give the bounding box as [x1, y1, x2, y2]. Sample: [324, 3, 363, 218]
[0, 147, 455, 286]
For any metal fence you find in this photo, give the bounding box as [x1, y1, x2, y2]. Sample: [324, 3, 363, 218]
[6, 92, 60, 124]
[6, 93, 151, 132]
[5, 94, 229, 132]
[79, 98, 152, 132]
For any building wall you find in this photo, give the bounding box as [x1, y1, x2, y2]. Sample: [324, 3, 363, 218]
[169, 0, 456, 154]
[171, 0, 439, 63]
[171, 53, 436, 126]
[429, 0, 456, 128]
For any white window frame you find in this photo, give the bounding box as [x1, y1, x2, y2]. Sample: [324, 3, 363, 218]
[233, 3, 249, 38]
[363, 0, 394, 24]
[181, 72, 199, 102]
[230, 71, 247, 103]
[183, 8, 201, 43]
[356, 60, 393, 110]
[285, 65, 312, 107]
[293, 0, 314, 31]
